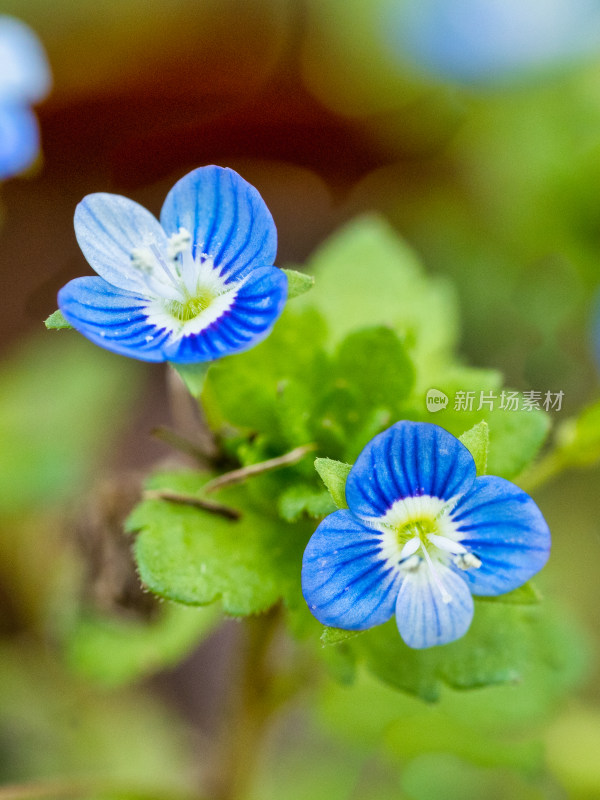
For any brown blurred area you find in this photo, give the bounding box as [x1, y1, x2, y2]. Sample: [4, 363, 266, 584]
[0, 0, 449, 356]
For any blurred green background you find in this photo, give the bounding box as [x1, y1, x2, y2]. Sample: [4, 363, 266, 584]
[2, 0, 600, 798]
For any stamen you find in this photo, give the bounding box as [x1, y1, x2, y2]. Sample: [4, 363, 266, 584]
[167, 227, 192, 261]
[453, 552, 482, 571]
[399, 536, 421, 560]
[130, 247, 155, 274]
[420, 543, 452, 604]
[427, 533, 468, 555]
[398, 537, 422, 572]
[150, 243, 178, 284]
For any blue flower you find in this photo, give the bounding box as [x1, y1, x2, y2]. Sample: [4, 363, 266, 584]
[0, 16, 50, 179]
[302, 421, 551, 649]
[58, 166, 288, 363]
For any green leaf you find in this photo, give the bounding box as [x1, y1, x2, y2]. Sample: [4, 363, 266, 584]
[278, 484, 336, 522]
[282, 268, 315, 298]
[486, 402, 551, 480]
[321, 626, 364, 646]
[351, 600, 583, 703]
[170, 361, 209, 397]
[129, 471, 310, 616]
[459, 420, 489, 476]
[416, 367, 550, 479]
[477, 581, 541, 606]
[65, 602, 219, 688]
[336, 326, 415, 410]
[314, 458, 352, 508]
[203, 306, 330, 444]
[300, 215, 459, 368]
[553, 399, 600, 467]
[44, 309, 73, 330]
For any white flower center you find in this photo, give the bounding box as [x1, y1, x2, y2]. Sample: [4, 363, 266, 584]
[373, 494, 481, 604]
[129, 227, 241, 340]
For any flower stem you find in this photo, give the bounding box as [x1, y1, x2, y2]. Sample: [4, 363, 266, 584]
[206, 607, 282, 800]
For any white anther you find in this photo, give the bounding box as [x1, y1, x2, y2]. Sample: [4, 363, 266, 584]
[428, 533, 468, 555]
[399, 536, 421, 560]
[130, 247, 156, 274]
[453, 552, 482, 571]
[167, 227, 192, 260]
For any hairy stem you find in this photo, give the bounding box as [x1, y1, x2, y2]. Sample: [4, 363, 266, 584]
[144, 489, 241, 520]
[203, 444, 317, 494]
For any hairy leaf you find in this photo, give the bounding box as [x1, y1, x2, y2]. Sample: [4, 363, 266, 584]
[129, 471, 310, 616]
[282, 268, 315, 299]
[315, 458, 352, 509]
[459, 420, 489, 476]
[44, 309, 73, 330]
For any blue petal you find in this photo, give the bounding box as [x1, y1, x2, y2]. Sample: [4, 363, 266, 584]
[395, 563, 474, 648]
[451, 476, 551, 596]
[0, 102, 39, 179]
[74, 193, 169, 294]
[346, 421, 476, 520]
[0, 16, 51, 103]
[160, 165, 277, 282]
[162, 266, 287, 363]
[302, 509, 402, 630]
[58, 277, 169, 362]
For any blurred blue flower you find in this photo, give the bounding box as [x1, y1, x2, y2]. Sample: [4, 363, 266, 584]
[302, 421, 550, 649]
[58, 166, 288, 363]
[388, 0, 600, 86]
[0, 15, 50, 179]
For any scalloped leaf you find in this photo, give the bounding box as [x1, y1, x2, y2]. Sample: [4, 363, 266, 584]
[129, 471, 310, 616]
[350, 600, 584, 702]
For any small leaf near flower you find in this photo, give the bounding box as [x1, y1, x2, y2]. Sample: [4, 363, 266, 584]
[170, 362, 209, 398]
[282, 268, 315, 299]
[459, 420, 489, 476]
[45, 309, 73, 330]
[321, 626, 365, 646]
[315, 457, 352, 509]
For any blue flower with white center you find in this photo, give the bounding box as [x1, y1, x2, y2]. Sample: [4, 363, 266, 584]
[302, 421, 551, 649]
[0, 16, 51, 180]
[58, 166, 288, 363]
